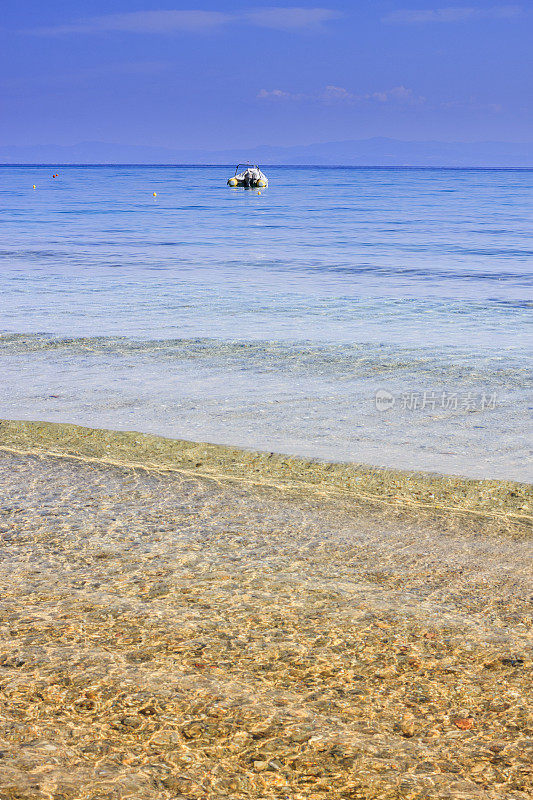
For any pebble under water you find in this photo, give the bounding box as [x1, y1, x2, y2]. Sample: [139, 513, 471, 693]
[0, 449, 531, 800]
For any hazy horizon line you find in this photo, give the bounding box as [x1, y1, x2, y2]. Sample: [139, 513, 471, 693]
[2, 163, 532, 170]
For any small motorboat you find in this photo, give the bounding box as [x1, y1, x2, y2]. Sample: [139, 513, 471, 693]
[227, 163, 268, 188]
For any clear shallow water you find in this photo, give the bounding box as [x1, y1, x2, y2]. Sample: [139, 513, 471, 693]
[0, 165, 531, 480]
[2, 450, 531, 799]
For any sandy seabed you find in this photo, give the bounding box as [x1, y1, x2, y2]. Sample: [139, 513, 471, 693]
[0, 421, 531, 800]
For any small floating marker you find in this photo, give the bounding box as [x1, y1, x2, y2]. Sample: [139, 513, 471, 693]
[153, 192, 157, 197]
[258, 191, 261, 195]
[32, 185, 36, 189]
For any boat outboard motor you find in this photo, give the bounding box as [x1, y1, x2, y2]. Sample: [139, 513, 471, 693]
[243, 168, 257, 187]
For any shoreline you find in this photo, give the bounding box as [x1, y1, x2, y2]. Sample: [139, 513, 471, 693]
[0, 418, 531, 535]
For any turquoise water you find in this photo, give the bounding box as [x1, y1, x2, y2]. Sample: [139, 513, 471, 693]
[0, 165, 531, 480]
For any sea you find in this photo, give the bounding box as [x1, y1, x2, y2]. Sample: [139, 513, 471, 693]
[0, 165, 531, 481]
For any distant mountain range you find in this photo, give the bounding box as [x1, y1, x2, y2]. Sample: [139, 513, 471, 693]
[0, 138, 531, 167]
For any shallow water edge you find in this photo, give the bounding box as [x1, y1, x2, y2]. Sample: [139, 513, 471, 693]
[0, 418, 530, 536]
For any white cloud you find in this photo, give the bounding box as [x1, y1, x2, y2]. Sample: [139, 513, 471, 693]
[29, 11, 232, 35]
[442, 98, 504, 112]
[257, 89, 293, 99]
[246, 7, 340, 29]
[28, 8, 340, 36]
[257, 88, 301, 100]
[369, 86, 425, 104]
[258, 85, 426, 105]
[322, 85, 425, 104]
[321, 85, 357, 101]
[383, 5, 523, 24]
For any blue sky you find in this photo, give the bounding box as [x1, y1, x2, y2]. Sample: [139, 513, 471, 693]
[1, 1, 531, 148]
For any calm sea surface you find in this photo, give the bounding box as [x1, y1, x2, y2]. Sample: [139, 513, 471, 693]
[0, 165, 531, 480]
